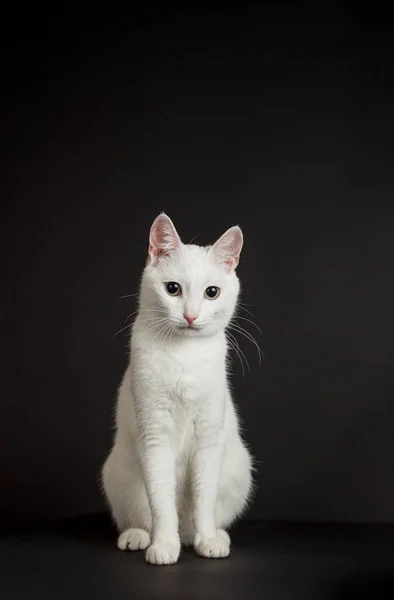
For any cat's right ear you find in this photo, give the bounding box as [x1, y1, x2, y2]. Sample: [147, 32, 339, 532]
[148, 213, 181, 265]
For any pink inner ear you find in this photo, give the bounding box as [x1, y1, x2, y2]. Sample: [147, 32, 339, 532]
[210, 226, 243, 272]
[148, 213, 181, 264]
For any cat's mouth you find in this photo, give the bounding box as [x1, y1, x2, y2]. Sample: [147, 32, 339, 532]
[177, 324, 202, 332]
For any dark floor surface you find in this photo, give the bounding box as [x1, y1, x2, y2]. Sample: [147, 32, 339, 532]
[1, 515, 393, 600]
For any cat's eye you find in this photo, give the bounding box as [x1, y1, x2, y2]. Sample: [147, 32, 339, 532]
[204, 286, 220, 300]
[165, 282, 182, 296]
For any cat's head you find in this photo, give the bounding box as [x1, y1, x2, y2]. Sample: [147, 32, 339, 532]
[139, 213, 243, 338]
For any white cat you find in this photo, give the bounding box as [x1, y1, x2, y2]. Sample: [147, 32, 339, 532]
[102, 213, 254, 565]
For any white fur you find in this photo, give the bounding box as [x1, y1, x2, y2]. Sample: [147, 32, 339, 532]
[102, 214, 253, 565]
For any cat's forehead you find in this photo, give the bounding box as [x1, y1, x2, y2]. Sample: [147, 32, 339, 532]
[158, 244, 226, 282]
[181, 244, 211, 261]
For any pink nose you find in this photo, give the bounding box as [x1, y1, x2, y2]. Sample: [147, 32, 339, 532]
[184, 314, 197, 325]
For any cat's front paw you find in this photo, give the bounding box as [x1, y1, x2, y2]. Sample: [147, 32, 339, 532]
[118, 528, 151, 551]
[194, 529, 230, 558]
[145, 539, 181, 565]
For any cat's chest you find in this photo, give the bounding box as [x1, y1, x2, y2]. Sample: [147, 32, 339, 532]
[154, 344, 224, 403]
[166, 352, 224, 402]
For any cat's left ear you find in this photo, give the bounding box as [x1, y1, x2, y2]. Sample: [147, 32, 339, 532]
[209, 226, 243, 272]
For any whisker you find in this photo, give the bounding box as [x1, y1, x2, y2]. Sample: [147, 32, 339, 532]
[226, 337, 240, 374]
[124, 311, 139, 324]
[228, 331, 251, 374]
[126, 308, 168, 315]
[226, 332, 246, 377]
[234, 315, 262, 335]
[137, 317, 170, 324]
[124, 308, 168, 324]
[164, 322, 176, 347]
[148, 321, 172, 349]
[134, 308, 168, 312]
[229, 322, 265, 365]
[169, 323, 177, 346]
[238, 304, 256, 318]
[230, 323, 262, 351]
[134, 319, 169, 341]
[189, 233, 202, 244]
[118, 293, 139, 299]
[112, 323, 131, 338]
[112, 309, 166, 338]
[117, 318, 165, 341]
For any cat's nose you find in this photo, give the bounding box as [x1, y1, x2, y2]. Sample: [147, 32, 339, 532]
[184, 313, 197, 325]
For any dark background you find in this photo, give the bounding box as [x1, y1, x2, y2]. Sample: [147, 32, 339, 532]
[1, 3, 393, 531]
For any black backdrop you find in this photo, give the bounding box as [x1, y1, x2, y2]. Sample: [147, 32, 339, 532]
[1, 4, 394, 530]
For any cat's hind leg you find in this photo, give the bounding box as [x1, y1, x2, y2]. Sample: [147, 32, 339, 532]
[102, 448, 152, 551]
[215, 450, 253, 530]
[202, 438, 253, 557]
